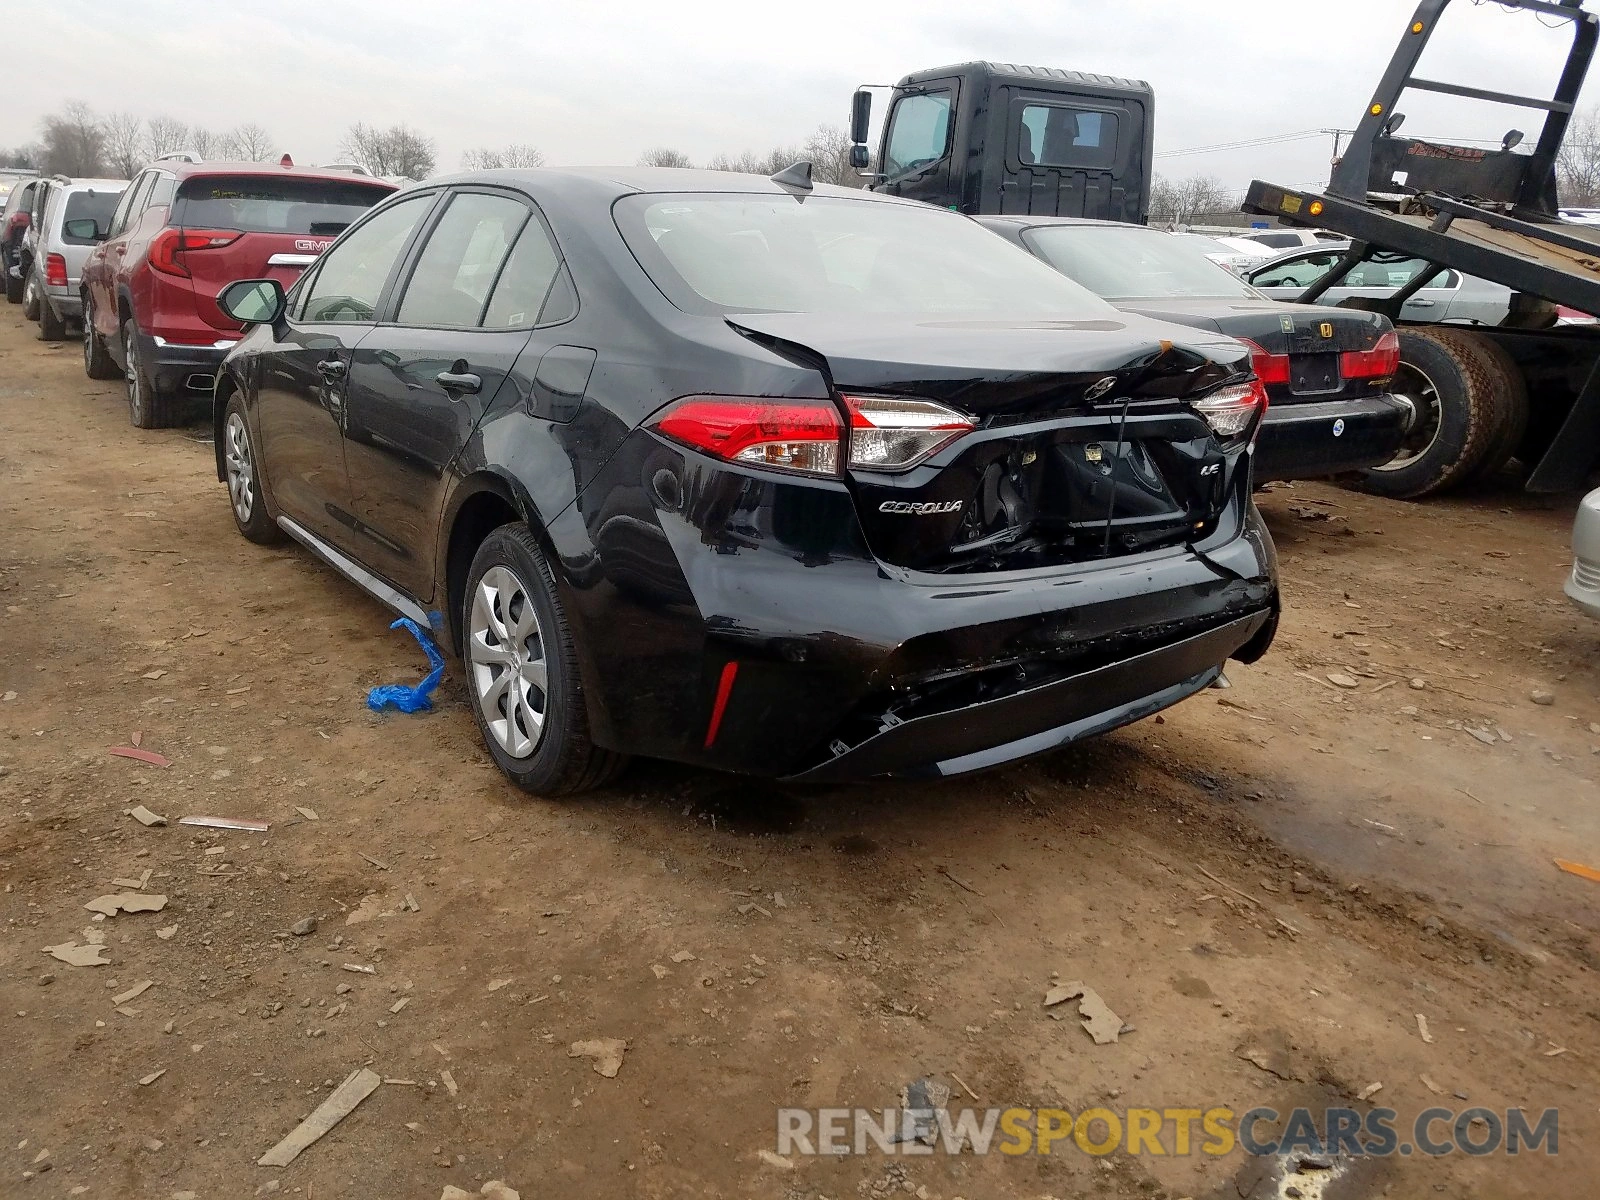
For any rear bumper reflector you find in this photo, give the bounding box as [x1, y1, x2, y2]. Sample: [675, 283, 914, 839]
[703, 661, 740, 748]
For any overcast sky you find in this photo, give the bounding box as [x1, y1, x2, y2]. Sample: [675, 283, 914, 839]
[7, 0, 1587, 187]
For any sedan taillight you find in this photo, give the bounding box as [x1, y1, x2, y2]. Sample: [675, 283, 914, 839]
[44, 254, 67, 288]
[1193, 379, 1269, 440]
[1341, 330, 1400, 380]
[1238, 338, 1290, 386]
[652, 396, 843, 476]
[841, 394, 974, 472]
[148, 227, 243, 278]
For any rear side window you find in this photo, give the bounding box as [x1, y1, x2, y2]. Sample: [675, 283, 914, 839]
[483, 218, 562, 327]
[299, 193, 433, 323]
[175, 175, 393, 236]
[396, 192, 529, 328]
[882, 91, 953, 179]
[1246, 232, 1302, 250]
[1020, 105, 1119, 169]
[62, 190, 125, 244]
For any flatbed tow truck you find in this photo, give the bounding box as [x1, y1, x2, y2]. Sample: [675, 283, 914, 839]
[1244, 0, 1600, 497]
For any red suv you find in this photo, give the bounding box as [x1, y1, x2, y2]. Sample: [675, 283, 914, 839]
[79, 156, 397, 427]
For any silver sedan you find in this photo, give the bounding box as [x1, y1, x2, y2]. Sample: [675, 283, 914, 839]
[1245, 244, 1513, 325]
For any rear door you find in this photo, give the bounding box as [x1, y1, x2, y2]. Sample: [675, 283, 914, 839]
[997, 89, 1148, 221]
[341, 188, 568, 598]
[1248, 249, 1458, 320]
[254, 191, 438, 548]
[171, 173, 396, 335]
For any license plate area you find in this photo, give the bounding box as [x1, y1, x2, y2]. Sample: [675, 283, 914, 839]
[1290, 353, 1343, 396]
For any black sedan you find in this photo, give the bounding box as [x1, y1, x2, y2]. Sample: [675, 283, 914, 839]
[211, 168, 1277, 794]
[977, 216, 1410, 483]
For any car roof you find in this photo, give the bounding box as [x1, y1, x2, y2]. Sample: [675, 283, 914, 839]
[420, 166, 925, 207]
[53, 178, 129, 192]
[900, 61, 1152, 98]
[155, 160, 400, 187]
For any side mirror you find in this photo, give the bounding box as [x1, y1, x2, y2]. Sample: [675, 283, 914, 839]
[849, 145, 871, 170]
[850, 89, 873, 147]
[64, 218, 104, 241]
[218, 278, 286, 325]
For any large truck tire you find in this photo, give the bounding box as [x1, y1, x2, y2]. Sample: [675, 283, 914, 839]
[1355, 327, 1511, 499]
[1432, 329, 1528, 482]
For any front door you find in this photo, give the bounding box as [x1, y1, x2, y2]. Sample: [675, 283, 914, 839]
[254, 191, 437, 546]
[873, 80, 961, 209]
[342, 189, 567, 600]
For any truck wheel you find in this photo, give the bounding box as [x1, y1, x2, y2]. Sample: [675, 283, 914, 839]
[37, 293, 66, 342]
[1432, 328, 1527, 482]
[1355, 328, 1508, 499]
[82, 295, 119, 379]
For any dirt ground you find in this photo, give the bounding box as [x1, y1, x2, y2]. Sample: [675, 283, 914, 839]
[2, 306, 1598, 1200]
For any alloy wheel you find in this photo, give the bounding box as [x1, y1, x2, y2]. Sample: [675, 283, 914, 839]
[124, 327, 143, 423]
[1372, 361, 1443, 472]
[223, 411, 255, 524]
[468, 565, 549, 760]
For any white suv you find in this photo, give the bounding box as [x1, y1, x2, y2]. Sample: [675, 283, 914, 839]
[26, 178, 126, 341]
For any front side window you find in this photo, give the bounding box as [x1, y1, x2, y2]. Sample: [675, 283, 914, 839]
[396, 192, 530, 328]
[1251, 253, 1341, 289]
[299, 193, 432, 323]
[1342, 256, 1457, 289]
[1023, 224, 1256, 300]
[882, 91, 953, 179]
[1020, 105, 1119, 169]
[616, 193, 1114, 317]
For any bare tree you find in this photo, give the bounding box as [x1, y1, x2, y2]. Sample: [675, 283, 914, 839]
[222, 123, 275, 161]
[187, 127, 223, 160]
[638, 147, 694, 168]
[340, 123, 437, 179]
[1149, 173, 1240, 226]
[143, 114, 189, 160]
[103, 111, 145, 178]
[1558, 105, 1600, 206]
[39, 102, 107, 176]
[708, 146, 801, 176]
[803, 125, 866, 189]
[0, 144, 41, 170]
[461, 143, 545, 170]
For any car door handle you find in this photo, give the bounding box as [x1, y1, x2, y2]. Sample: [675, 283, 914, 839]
[436, 370, 482, 395]
[317, 359, 347, 380]
[1404, 298, 1436, 307]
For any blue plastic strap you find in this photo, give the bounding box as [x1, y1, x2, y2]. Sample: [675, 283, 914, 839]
[367, 617, 446, 713]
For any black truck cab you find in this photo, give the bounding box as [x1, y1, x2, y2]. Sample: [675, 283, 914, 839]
[850, 62, 1154, 223]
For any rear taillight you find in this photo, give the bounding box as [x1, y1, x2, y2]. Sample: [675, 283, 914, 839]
[1193, 379, 1269, 440]
[1238, 339, 1290, 387]
[1340, 330, 1400, 380]
[841, 394, 974, 472]
[1557, 305, 1598, 325]
[652, 396, 842, 476]
[148, 227, 243, 277]
[44, 254, 67, 288]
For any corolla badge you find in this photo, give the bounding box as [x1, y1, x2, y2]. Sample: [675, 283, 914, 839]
[879, 500, 963, 515]
[1084, 376, 1118, 401]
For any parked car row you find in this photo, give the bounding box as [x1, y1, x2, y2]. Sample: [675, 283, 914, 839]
[5, 153, 397, 426]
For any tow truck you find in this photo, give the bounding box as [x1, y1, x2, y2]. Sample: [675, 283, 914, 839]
[1243, 0, 1600, 497]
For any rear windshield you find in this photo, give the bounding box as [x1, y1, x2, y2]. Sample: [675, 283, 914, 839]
[62, 189, 125, 244]
[1023, 225, 1257, 300]
[615, 193, 1114, 317]
[174, 175, 393, 236]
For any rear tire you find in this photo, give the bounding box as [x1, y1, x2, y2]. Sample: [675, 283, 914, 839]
[21, 271, 39, 320]
[36, 292, 65, 341]
[82, 296, 119, 379]
[124, 317, 179, 429]
[1354, 327, 1508, 499]
[462, 524, 628, 796]
[3, 259, 21, 304]
[1433, 329, 1527, 482]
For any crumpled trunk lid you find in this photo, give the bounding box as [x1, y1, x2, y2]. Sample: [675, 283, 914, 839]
[728, 311, 1254, 573]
